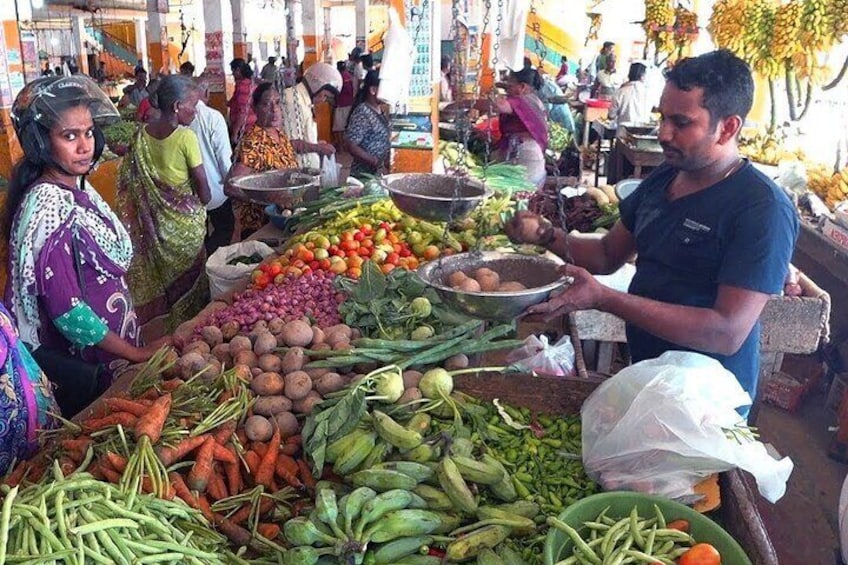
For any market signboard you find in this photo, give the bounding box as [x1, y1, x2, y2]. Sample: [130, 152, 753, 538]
[46, 0, 149, 10]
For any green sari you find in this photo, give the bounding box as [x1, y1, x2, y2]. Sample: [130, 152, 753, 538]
[117, 128, 209, 337]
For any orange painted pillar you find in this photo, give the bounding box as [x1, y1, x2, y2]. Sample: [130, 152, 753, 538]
[146, 6, 170, 76]
[231, 0, 249, 62]
[479, 33, 494, 94]
[302, 0, 324, 67]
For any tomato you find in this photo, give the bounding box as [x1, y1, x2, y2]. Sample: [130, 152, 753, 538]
[251, 269, 264, 282]
[407, 231, 423, 245]
[386, 252, 400, 265]
[313, 248, 329, 261]
[399, 247, 412, 258]
[309, 260, 320, 270]
[328, 244, 339, 254]
[304, 241, 316, 250]
[273, 273, 288, 285]
[423, 245, 440, 260]
[314, 235, 331, 249]
[333, 249, 346, 258]
[341, 240, 359, 252]
[292, 259, 306, 269]
[353, 231, 366, 242]
[360, 223, 373, 235]
[329, 261, 348, 275]
[254, 273, 271, 287]
[360, 238, 374, 249]
[379, 222, 391, 231]
[405, 256, 420, 269]
[347, 266, 362, 278]
[298, 249, 315, 263]
[329, 235, 341, 246]
[678, 543, 721, 565]
[667, 520, 690, 533]
[387, 233, 400, 245]
[380, 263, 396, 274]
[319, 258, 332, 270]
[347, 255, 364, 268]
[341, 231, 354, 242]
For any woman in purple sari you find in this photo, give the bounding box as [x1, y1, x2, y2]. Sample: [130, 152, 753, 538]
[3, 76, 170, 413]
[476, 67, 549, 189]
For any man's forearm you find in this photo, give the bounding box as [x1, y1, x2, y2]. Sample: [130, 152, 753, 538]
[598, 287, 739, 356]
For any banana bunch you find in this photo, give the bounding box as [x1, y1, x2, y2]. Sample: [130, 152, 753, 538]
[738, 128, 805, 165]
[771, 0, 804, 61]
[800, 0, 833, 52]
[283, 486, 460, 565]
[807, 166, 848, 209]
[643, 0, 676, 54]
[708, 0, 748, 57]
[672, 5, 699, 48]
[439, 141, 479, 171]
[828, 0, 848, 40]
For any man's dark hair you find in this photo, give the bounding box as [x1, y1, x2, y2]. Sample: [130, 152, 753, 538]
[602, 41, 614, 50]
[664, 49, 754, 126]
[179, 61, 195, 76]
[628, 62, 647, 82]
[361, 54, 374, 69]
[561, 55, 568, 63]
[337, 61, 346, 72]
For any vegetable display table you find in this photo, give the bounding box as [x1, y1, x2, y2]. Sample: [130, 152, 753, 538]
[613, 139, 665, 179]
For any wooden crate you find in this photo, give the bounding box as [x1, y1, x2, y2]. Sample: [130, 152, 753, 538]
[454, 373, 779, 565]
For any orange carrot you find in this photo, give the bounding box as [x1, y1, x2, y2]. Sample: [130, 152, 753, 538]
[275, 459, 303, 490]
[212, 444, 237, 465]
[255, 425, 280, 489]
[4, 462, 29, 487]
[230, 498, 274, 525]
[187, 436, 216, 492]
[142, 476, 175, 499]
[196, 495, 214, 521]
[82, 412, 137, 433]
[215, 515, 255, 548]
[207, 466, 229, 501]
[257, 523, 281, 540]
[104, 397, 150, 417]
[668, 519, 690, 533]
[251, 442, 268, 457]
[170, 471, 198, 507]
[60, 437, 92, 461]
[58, 456, 76, 477]
[224, 459, 242, 496]
[101, 466, 121, 483]
[244, 451, 261, 477]
[157, 435, 209, 466]
[161, 379, 184, 392]
[276, 454, 299, 476]
[134, 393, 172, 444]
[296, 458, 316, 491]
[213, 420, 238, 445]
[281, 443, 299, 456]
[139, 388, 160, 401]
[104, 452, 128, 473]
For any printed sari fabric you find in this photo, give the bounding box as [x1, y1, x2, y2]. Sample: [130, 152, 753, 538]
[118, 128, 209, 338]
[5, 181, 138, 381]
[500, 93, 549, 153]
[232, 125, 298, 238]
[0, 304, 58, 475]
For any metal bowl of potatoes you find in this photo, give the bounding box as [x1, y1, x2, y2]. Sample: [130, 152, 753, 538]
[417, 251, 569, 320]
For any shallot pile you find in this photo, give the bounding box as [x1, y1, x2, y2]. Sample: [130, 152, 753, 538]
[206, 271, 344, 334]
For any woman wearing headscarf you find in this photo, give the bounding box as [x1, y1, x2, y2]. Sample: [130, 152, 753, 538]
[474, 66, 549, 189]
[4, 75, 168, 415]
[117, 74, 211, 338]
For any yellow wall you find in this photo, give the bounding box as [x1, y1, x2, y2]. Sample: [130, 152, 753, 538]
[102, 21, 136, 48]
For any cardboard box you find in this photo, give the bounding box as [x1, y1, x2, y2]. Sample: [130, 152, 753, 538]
[823, 218, 848, 251]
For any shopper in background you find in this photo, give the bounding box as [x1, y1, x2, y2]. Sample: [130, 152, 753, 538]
[348, 47, 365, 93]
[134, 59, 146, 74]
[261, 57, 278, 83]
[247, 53, 260, 82]
[118, 68, 149, 108]
[556, 55, 571, 87]
[333, 61, 355, 149]
[135, 78, 161, 123]
[345, 70, 391, 178]
[91, 61, 107, 84]
[117, 74, 211, 338]
[191, 79, 234, 254]
[608, 62, 651, 124]
[279, 62, 339, 169]
[280, 57, 297, 88]
[4, 76, 169, 415]
[228, 58, 256, 145]
[440, 56, 453, 104]
[179, 61, 195, 77]
[595, 56, 620, 98]
[508, 50, 799, 410]
[593, 41, 615, 79]
[227, 83, 299, 241]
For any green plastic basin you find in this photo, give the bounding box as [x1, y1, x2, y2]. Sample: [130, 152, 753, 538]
[543, 491, 752, 565]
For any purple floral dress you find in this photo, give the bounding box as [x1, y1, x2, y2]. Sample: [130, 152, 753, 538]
[5, 182, 138, 384]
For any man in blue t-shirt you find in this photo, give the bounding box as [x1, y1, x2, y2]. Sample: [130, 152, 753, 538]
[506, 50, 799, 406]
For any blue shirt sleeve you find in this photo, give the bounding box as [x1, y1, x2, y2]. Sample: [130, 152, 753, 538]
[717, 197, 799, 294]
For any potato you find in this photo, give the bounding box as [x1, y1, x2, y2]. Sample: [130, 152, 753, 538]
[448, 270, 469, 287]
[497, 281, 527, 291]
[163, 349, 181, 379]
[333, 341, 352, 352]
[474, 268, 500, 292]
[254, 332, 278, 356]
[252, 320, 269, 333]
[292, 391, 323, 415]
[282, 347, 306, 374]
[274, 411, 300, 438]
[284, 371, 313, 401]
[220, 320, 240, 341]
[304, 367, 330, 380]
[200, 326, 224, 348]
[312, 343, 332, 352]
[324, 331, 349, 348]
[444, 354, 469, 371]
[211, 343, 232, 365]
[268, 318, 286, 335]
[311, 326, 326, 345]
[397, 387, 422, 404]
[200, 355, 223, 380]
[324, 324, 353, 340]
[229, 336, 253, 355]
[244, 415, 274, 442]
[402, 370, 423, 389]
[183, 340, 210, 356]
[233, 364, 252, 382]
[258, 353, 283, 373]
[313, 372, 346, 396]
[251, 372, 285, 396]
[178, 352, 206, 380]
[233, 350, 258, 368]
[457, 278, 482, 292]
[280, 320, 313, 347]
[251, 367, 263, 378]
[253, 395, 293, 417]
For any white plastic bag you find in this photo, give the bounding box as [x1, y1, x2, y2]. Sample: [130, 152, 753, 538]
[206, 241, 275, 299]
[581, 351, 794, 503]
[506, 334, 576, 377]
[378, 7, 413, 107]
[321, 154, 341, 188]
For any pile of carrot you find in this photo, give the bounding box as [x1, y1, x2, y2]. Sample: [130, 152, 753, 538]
[3, 366, 317, 553]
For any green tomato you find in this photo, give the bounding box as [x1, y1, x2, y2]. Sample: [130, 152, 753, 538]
[329, 235, 341, 246]
[411, 325, 435, 340]
[407, 231, 423, 245]
[410, 297, 432, 318]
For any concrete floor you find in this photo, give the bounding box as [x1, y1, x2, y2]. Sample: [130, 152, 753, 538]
[756, 385, 847, 564]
